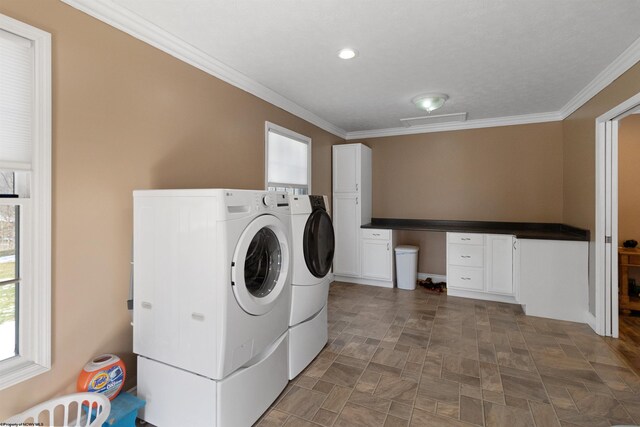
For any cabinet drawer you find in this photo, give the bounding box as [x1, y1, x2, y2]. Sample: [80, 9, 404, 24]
[448, 266, 484, 291]
[361, 228, 390, 240]
[448, 244, 484, 267]
[448, 233, 484, 246]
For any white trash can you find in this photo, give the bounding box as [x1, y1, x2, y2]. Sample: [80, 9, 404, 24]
[395, 245, 419, 290]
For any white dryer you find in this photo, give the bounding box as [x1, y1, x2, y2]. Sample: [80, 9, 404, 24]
[133, 189, 291, 427]
[288, 195, 335, 379]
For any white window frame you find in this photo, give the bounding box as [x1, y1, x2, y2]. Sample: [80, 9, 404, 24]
[265, 122, 312, 194]
[0, 13, 51, 391]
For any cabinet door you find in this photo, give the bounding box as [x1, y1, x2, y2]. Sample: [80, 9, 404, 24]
[332, 194, 360, 276]
[486, 234, 514, 295]
[333, 144, 360, 194]
[361, 239, 392, 281]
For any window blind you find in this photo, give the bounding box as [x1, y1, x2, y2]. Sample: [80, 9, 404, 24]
[0, 29, 33, 170]
[267, 130, 308, 186]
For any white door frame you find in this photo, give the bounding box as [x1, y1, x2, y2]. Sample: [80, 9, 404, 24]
[595, 91, 640, 337]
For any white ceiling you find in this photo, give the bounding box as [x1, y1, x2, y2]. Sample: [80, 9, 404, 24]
[65, 0, 640, 137]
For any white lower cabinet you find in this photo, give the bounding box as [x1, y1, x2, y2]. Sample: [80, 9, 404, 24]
[361, 239, 392, 281]
[332, 194, 360, 277]
[447, 233, 591, 322]
[516, 239, 588, 323]
[334, 227, 396, 288]
[447, 233, 517, 303]
[359, 229, 396, 287]
[485, 234, 515, 295]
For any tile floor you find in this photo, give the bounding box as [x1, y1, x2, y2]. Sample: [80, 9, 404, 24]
[607, 314, 640, 375]
[256, 282, 640, 427]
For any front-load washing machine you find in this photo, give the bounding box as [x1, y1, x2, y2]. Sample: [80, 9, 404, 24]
[133, 189, 291, 427]
[288, 195, 335, 379]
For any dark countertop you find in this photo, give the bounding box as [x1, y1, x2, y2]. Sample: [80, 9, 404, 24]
[362, 218, 590, 241]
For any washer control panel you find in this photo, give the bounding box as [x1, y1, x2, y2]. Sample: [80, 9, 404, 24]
[262, 194, 274, 207]
[252, 192, 289, 212]
[224, 190, 289, 215]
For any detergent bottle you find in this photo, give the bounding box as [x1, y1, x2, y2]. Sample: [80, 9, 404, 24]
[77, 354, 126, 400]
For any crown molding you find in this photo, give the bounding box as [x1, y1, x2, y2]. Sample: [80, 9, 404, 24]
[60, 0, 348, 139]
[350, 31, 640, 140]
[345, 111, 563, 140]
[560, 35, 640, 119]
[58, 0, 640, 140]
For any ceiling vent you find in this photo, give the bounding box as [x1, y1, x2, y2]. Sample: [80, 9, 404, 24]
[400, 112, 467, 127]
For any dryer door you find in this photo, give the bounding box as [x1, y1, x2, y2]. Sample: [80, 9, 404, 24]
[232, 214, 290, 315]
[303, 209, 335, 278]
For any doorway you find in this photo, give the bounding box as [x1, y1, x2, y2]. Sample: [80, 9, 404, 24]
[596, 91, 640, 338]
[611, 110, 640, 372]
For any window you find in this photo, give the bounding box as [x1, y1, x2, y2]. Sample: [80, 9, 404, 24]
[0, 174, 20, 362]
[265, 122, 311, 195]
[0, 13, 51, 390]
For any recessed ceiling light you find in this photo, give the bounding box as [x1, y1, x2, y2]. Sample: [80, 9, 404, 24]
[338, 48, 358, 60]
[412, 93, 449, 113]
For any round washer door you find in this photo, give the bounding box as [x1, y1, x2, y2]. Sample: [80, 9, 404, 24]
[303, 209, 335, 278]
[231, 214, 290, 315]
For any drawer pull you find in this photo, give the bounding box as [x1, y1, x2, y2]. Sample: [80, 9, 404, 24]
[461, 238, 471, 241]
[373, 233, 380, 236]
[461, 277, 471, 280]
[192, 312, 205, 321]
[141, 301, 152, 309]
[461, 255, 471, 259]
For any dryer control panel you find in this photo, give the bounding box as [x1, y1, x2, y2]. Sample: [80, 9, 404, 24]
[308, 195, 327, 211]
[290, 194, 330, 215]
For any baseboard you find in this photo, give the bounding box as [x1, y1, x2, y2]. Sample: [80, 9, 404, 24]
[333, 275, 394, 288]
[418, 272, 447, 283]
[447, 288, 519, 304]
[522, 305, 590, 324]
[333, 273, 443, 288]
[585, 311, 597, 332]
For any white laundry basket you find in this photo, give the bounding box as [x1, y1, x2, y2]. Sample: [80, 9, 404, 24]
[395, 245, 419, 290]
[5, 392, 111, 426]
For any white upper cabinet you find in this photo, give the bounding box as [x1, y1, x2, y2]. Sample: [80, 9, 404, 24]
[332, 143, 371, 224]
[333, 144, 360, 194]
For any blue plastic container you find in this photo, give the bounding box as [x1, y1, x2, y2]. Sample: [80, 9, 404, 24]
[102, 392, 145, 427]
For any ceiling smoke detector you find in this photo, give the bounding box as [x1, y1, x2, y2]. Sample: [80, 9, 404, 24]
[412, 93, 449, 112]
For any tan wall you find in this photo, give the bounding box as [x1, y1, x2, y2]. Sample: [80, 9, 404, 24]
[2, 0, 639, 417]
[350, 122, 564, 274]
[394, 231, 446, 276]
[563, 62, 640, 314]
[0, 1, 342, 418]
[619, 114, 640, 246]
